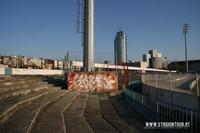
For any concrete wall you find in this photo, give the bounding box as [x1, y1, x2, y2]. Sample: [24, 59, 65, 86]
[0, 68, 5, 75]
[68, 72, 118, 93]
[0, 68, 63, 75]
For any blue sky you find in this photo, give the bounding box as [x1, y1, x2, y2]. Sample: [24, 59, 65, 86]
[0, 0, 199, 63]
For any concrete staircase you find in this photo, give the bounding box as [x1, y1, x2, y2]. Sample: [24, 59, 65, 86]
[0, 76, 154, 133]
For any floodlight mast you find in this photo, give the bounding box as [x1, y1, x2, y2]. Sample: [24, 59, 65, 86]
[183, 23, 189, 73]
[77, 0, 94, 72]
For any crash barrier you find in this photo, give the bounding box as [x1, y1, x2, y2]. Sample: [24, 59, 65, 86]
[0, 68, 63, 75]
[124, 88, 200, 132]
[67, 72, 118, 93]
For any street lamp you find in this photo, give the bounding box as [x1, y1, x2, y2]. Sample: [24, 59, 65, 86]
[183, 23, 189, 73]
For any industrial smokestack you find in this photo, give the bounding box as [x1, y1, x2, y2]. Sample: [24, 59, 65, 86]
[83, 0, 94, 71]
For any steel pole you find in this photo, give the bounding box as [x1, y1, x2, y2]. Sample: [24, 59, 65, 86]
[83, 0, 94, 72]
[184, 32, 188, 73]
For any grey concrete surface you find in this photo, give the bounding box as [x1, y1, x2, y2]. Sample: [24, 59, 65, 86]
[110, 96, 170, 133]
[99, 96, 139, 133]
[63, 94, 93, 133]
[0, 76, 170, 133]
[30, 92, 77, 133]
[84, 95, 117, 133]
[146, 74, 195, 95]
[0, 91, 64, 133]
[0, 89, 53, 116]
[111, 97, 145, 132]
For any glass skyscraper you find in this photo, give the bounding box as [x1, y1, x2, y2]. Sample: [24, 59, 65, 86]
[114, 31, 127, 65]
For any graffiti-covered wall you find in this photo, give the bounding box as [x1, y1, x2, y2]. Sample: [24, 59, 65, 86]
[68, 72, 118, 93]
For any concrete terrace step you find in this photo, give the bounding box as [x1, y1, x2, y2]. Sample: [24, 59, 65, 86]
[0, 84, 48, 100]
[63, 94, 93, 133]
[0, 78, 45, 89]
[84, 95, 117, 133]
[43, 78, 65, 88]
[47, 84, 65, 90]
[111, 95, 171, 133]
[0, 89, 55, 124]
[0, 77, 22, 83]
[30, 92, 77, 133]
[99, 96, 139, 133]
[0, 79, 48, 93]
[0, 76, 8, 81]
[0, 84, 30, 93]
[0, 80, 29, 87]
[110, 97, 146, 132]
[0, 90, 64, 133]
[0, 76, 41, 84]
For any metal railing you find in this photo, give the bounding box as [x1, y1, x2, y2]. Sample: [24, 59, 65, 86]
[124, 89, 200, 133]
[141, 73, 200, 96]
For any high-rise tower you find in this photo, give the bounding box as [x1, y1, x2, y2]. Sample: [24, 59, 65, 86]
[114, 31, 127, 65]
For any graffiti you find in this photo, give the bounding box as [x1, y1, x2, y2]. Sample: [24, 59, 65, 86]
[68, 72, 118, 93]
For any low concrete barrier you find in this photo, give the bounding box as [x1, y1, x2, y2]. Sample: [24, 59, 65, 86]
[0, 68, 64, 76]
